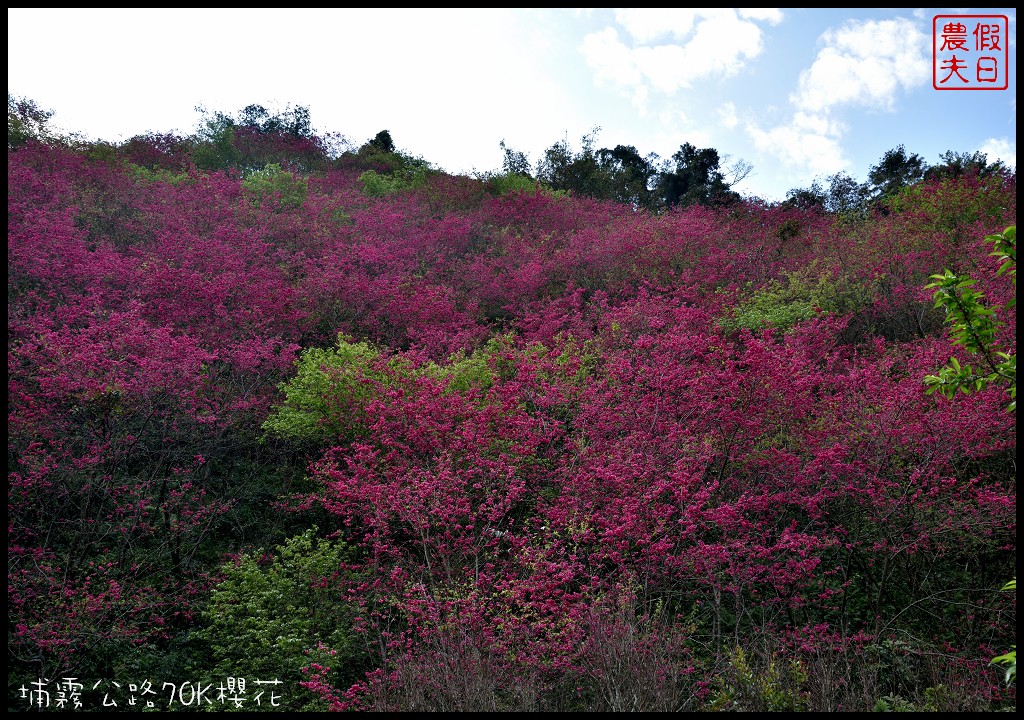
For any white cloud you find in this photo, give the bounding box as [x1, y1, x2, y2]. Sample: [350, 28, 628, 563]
[686, 11, 769, 75]
[718, 102, 739, 129]
[632, 86, 651, 118]
[630, 44, 695, 93]
[793, 18, 930, 113]
[978, 138, 1017, 169]
[659, 109, 683, 127]
[582, 9, 779, 94]
[739, 8, 784, 24]
[580, 28, 643, 88]
[613, 8, 702, 43]
[752, 16, 932, 182]
[746, 112, 848, 177]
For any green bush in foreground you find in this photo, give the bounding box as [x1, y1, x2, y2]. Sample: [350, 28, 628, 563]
[188, 528, 365, 711]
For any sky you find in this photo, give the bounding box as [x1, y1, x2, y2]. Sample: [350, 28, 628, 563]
[7, 7, 1017, 202]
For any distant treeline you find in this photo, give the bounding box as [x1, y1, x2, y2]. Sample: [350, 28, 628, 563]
[9, 94, 1010, 216]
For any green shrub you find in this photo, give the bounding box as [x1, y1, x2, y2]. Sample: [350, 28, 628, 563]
[708, 646, 809, 712]
[188, 528, 365, 711]
[127, 163, 190, 186]
[486, 172, 538, 196]
[358, 153, 433, 197]
[872, 685, 949, 712]
[262, 336, 398, 447]
[358, 169, 414, 197]
[242, 163, 309, 211]
[721, 266, 872, 333]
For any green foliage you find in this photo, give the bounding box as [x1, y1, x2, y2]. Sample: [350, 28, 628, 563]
[925, 227, 1016, 690]
[262, 336, 394, 447]
[872, 685, 949, 713]
[533, 130, 659, 208]
[343, 130, 430, 184]
[784, 180, 828, 212]
[597, 144, 662, 210]
[425, 332, 597, 396]
[357, 153, 433, 197]
[188, 528, 363, 711]
[358, 168, 417, 197]
[420, 335, 511, 394]
[783, 171, 871, 218]
[537, 127, 622, 201]
[991, 578, 1017, 685]
[708, 646, 809, 712]
[8, 93, 55, 148]
[237, 103, 314, 139]
[868, 145, 927, 201]
[242, 163, 309, 211]
[367, 129, 394, 153]
[81, 139, 120, 165]
[825, 171, 871, 221]
[721, 267, 871, 333]
[189, 102, 327, 175]
[873, 694, 919, 712]
[481, 172, 569, 199]
[924, 225, 1016, 411]
[126, 163, 191, 186]
[499, 139, 532, 177]
[486, 171, 540, 196]
[886, 175, 1012, 240]
[264, 335, 529, 450]
[656, 142, 740, 209]
[191, 111, 243, 173]
[264, 333, 592, 454]
[724, 282, 817, 333]
[924, 150, 1007, 182]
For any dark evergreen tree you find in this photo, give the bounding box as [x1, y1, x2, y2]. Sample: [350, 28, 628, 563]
[368, 129, 395, 153]
[499, 139, 533, 177]
[868, 145, 927, 200]
[656, 143, 739, 209]
[597, 144, 659, 210]
[8, 93, 55, 148]
[924, 150, 1006, 181]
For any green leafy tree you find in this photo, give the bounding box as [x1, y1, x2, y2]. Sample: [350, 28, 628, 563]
[188, 528, 366, 711]
[721, 267, 871, 334]
[237, 103, 314, 138]
[924, 150, 1007, 182]
[485, 171, 540, 196]
[262, 336, 391, 448]
[529, 131, 666, 209]
[242, 163, 309, 211]
[783, 172, 873, 218]
[867, 144, 927, 201]
[536, 127, 610, 199]
[191, 107, 243, 173]
[367, 129, 395, 153]
[824, 171, 870, 219]
[924, 226, 1016, 411]
[597, 144, 660, 210]
[190, 103, 325, 175]
[783, 180, 828, 212]
[924, 225, 1016, 686]
[499, 139, 533, 178]
[350, 130, 436, 194]
[264, 334, 517, 451]
[8, 93, 55, 148]
[358, 166, 427, 197]
[358, 155, 433, 196]
[656, 142, 740, 209]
